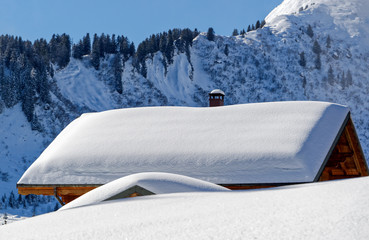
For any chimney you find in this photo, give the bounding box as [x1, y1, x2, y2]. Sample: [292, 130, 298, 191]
[209, 89, 225, 107]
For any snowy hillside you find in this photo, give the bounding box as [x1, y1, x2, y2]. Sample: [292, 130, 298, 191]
[2, 177, 369, 239]
[2, 0, 369, 217]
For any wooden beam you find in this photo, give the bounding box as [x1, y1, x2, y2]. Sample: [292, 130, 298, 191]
[345, 169, 359, 176]
[56, 186, 97, 195]
[331, 169, 345, 176]
[18, 186, 98, 197]
[18, 186, 55, 195]
[54, 188, 65, 206]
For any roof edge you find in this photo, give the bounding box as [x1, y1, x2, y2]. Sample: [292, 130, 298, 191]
[17, 183, 103, 188]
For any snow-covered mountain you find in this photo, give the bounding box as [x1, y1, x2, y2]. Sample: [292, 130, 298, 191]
[2, 0, 369, 216]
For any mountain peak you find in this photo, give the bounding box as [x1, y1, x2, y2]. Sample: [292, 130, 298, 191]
[265, 0, 369, 48]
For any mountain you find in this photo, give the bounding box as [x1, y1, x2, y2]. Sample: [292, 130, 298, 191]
[1, 0, 369, 217]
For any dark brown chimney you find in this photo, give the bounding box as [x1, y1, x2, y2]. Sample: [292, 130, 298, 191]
[209, 89, 225, 107]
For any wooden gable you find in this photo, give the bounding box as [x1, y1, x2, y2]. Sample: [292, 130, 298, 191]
[316, 116, 368, 181]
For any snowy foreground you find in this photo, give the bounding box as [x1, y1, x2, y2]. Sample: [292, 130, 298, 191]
[1, 177, 369, 239]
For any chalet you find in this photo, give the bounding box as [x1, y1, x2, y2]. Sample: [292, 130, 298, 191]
[17, 100, 368, 205]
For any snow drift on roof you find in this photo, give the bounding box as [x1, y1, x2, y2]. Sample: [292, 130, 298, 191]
[60, 172, 229, 211]
[210, 89, 225, 95]
[18, 101, 349, 185]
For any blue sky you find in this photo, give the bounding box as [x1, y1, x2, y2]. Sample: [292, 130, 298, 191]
[0, 0, 282, 45]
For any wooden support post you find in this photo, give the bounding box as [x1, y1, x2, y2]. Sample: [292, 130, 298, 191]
[54, 188, 65, 206]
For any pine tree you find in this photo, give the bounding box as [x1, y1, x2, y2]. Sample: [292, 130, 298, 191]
[110, 34, 117, 54]
[255, 20, 261, 29]
[346, 70, 353, 86]
[193, 28, 199, 39]
[326, 35, 331, 48]
[166, 30, 174, 63]
[136, 41, 147, 63]
[119, 36, 132, 61]
[207, 27, 215, 41]
[91, 34, 100, 70]
[302, 76, 307, 89]
[59, 34, 71, 68]
[113, 53, 123, 94]
[312, 40, 321, 54]
[82, 33, 91, 55]
[307, 24, 314, 38]
[315, 53, 321, 70]
[247, 25, 251, 32]
[224, 44, 229, 56]
[327, 65, 334, 85]
[99, 33, 106, 58]
[35, 65, 50, 103]
[159, 33, 167, 53]
[0, 64, 5, 106]
[72, 40, 83, 59]
[180, 28, 194, 46]
[21, 68, 35, 122]
[129, 42, 135, 56]
[54, 203, 59, 211]
[8, 191, 15, 208]
[33, 38, 50, 64]
[299, 52, 306, 67]
[232, 29, 239, 36]
[261, 20, 266, 28]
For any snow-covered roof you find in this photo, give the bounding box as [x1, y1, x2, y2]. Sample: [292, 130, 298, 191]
[209, 89, 225, 95]
[60, 172, 229, 211]
[18, 101, 349, 185]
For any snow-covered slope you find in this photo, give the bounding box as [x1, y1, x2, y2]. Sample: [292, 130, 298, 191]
[55, 58, 116, 112]
[2, 177, 369, 239]
[0, 105, 46, 194]
[2, 0, 369, 217]
[266, 0, 369, 47]
[0, 106, 58, 216]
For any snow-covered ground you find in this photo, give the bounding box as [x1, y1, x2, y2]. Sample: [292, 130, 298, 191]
[1, 177, 369, 239]
[0, 213, 28, 226]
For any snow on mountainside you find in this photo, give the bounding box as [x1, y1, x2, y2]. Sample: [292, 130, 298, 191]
[266, 0, 369, 46]
[1, 0, 369, 217]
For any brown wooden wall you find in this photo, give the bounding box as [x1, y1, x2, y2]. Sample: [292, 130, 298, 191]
[18, 186, 99, 205]
[318, 117, 368, 181]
